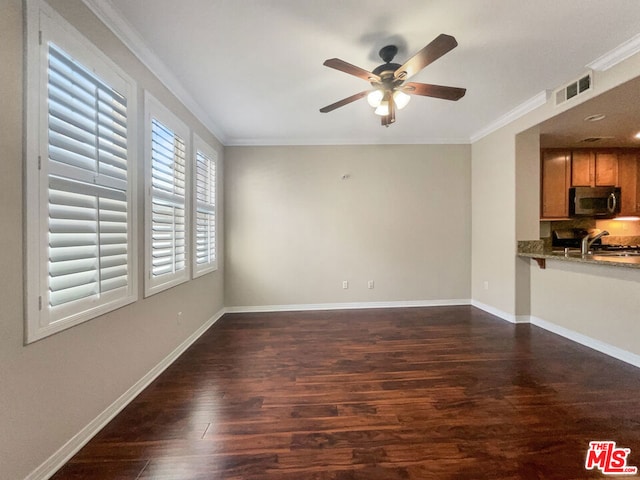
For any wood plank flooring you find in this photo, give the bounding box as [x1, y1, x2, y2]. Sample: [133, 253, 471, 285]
[51, 306, 640, 479]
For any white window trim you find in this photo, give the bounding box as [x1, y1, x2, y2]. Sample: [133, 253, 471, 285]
[144, 92, 191, 297]
[192, 134, 219, 278]
[24, 0, 138, 343]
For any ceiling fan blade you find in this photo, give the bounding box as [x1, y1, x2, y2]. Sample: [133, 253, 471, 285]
[323, 58, 381, 83]
[403, 82, 466, 101]
[320, 91, 369, 113]
[394, 34, 458, 81]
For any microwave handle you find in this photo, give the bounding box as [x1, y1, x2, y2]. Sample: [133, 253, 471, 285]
[608, 192, 617, 213]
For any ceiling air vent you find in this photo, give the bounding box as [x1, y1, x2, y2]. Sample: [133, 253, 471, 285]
[554, 72, 592, 106]
[579, 136, 614, 143]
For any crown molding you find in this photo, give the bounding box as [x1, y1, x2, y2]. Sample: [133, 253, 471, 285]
[81, 0, 227, 144]
[80, 1, 640, 149]
[469, 90, 549, 143]
[224, 136, 471, 147]
[471, 31, 640, 144]
[587, 32, 640, 72]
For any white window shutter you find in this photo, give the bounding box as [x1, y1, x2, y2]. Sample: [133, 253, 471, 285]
[25, 3, 138, 343]
[144, 93, 190, 296]
[47, 44, 132, 322]
[151, 119, 186, 276]
[193, 135, 218, 277]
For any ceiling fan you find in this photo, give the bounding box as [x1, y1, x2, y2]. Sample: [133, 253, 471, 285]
[320, 34, 466, 127]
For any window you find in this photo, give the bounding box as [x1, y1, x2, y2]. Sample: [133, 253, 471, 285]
[144, 93, 190, 296]
[192, 135, 218, 277]
[25, 1, 137, 343]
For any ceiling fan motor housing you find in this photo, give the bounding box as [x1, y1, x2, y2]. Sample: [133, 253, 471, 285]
[372, 45, 402, 77]
[379, 45, 398, 63]
[372, 63, 402, 77]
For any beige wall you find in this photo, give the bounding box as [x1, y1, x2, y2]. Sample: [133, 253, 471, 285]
[531, 260, 640, 356]
[471, 128, 517, 314]
[3, 0, 640, 477]
[514, 127, 541, 317]
[0, 1, 224, 479]
[225, 145, 471, 307]
[471, 44, 640, 350]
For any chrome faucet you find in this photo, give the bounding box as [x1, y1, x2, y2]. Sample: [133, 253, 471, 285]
[581, 230, 610, 255]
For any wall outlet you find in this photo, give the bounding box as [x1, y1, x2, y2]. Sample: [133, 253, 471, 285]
[177, 311, 183, 325]
[342, 280, 348, 289]
[483, 281, 489, 291]
[368, 280, 374, 289]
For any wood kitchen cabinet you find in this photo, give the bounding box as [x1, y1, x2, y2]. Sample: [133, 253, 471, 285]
[571, 150, 618, 187]
[541, 149, 571, 219]
[618, 150, 640, 215]
[540, 148, 640, 220]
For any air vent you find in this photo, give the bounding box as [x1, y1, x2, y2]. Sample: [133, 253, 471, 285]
[554, 72, 593, 106]
[579, 136, 614, 143]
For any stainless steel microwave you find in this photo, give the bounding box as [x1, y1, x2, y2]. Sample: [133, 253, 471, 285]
[569, 186, 621, 218]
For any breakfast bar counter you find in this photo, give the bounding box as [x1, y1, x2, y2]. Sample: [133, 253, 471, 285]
[517, 240, 640, 270]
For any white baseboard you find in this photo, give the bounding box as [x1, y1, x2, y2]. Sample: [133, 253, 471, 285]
[530, 316, 640, 369]
[225, 298, 471, 314]
[472, 302, 640, 368]
[515, 315, 532, 324]
[25, 308, 226, 480]
[470, 300, 529, 323]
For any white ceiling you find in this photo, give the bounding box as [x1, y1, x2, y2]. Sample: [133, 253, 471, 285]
[92, 0, 640, 146]
[540, 75, 640, 148]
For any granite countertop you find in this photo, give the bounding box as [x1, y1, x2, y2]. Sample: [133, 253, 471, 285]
[517, 240, 640, 269]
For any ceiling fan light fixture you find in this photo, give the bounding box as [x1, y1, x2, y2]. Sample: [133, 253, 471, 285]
[319, 34, 465, 126]
[374, 101, 389, 116]
[374, 90, 392, 116]
[393, 90, 411, 110]
[367, 89, 384, 108]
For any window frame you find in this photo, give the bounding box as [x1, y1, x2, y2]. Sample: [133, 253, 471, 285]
[24, 0, 138, 343]
[144, 92, 191, 297]
[192, 134, 219, 278]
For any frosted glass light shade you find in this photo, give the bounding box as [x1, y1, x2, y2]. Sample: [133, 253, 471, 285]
[374, 101, 389, 116]
[393, 90, 411, 109]
[367, 90, 384, 107]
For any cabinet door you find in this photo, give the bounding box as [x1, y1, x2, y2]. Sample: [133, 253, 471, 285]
[594, 151, 618, 186]
[541, 150, 570, 218]
[618, 151, 640, 215]
[635, 156, 640, 214]
[571, 150, 593, 186]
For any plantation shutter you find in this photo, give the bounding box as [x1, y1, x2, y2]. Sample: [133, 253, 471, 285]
[194, 148, 217, 274]
[150, 118, 187, 279]
[47, 43, 130, 319]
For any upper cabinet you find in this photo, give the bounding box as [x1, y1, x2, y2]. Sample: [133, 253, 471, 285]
[618, 151, 640, 216]
[541, 148, 640, 219]
[541, 149, 571, 219]
[571, 150, 618, 187]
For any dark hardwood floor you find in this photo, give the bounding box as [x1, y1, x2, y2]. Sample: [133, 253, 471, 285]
[51, 306, 640, 479]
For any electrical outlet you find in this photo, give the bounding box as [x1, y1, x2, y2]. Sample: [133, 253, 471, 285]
[483, 281, 489, 291]
[177, 311, 183, 325]
[368, 280, 374, 289]
[342, 280, 348, 289]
